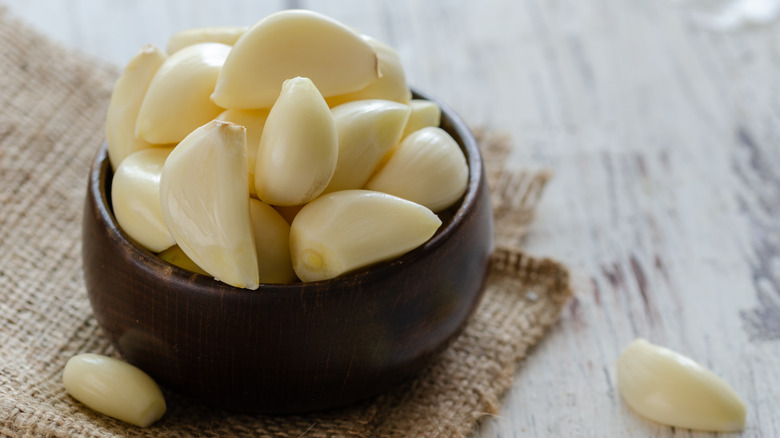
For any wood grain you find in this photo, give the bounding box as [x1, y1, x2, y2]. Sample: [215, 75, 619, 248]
[4, 0, 780, 435]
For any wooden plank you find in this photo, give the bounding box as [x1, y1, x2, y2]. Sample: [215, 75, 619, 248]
[2, 0, 779, 436]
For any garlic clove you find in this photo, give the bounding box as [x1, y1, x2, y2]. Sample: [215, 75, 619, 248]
[106, 44, 167, 170]
[158, 198, 296, 284]
[135, 43, 230, 144]
[401, 99, 442, 139]
[215, 108, 269, 196]
[211, 9, 379, 109]
[325, 35, 411, 107]
[166, 25, 247, 54]
[63, 353, 166, 427]
[249, 199, 297, 284]
[617, 338, 746, 432]
[323, 99, 410, 194]
[365, 126, 468, 212]
[160, 120, 259, 290]
[290, 190, 441, 282]
[157, 245, 208, 275]
[111, 147, 176, 253]
[254, 77, 338, 206]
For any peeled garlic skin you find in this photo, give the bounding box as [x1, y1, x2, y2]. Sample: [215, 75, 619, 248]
[366, 126, 468, 212]
[254, 77, 338, 206]
[290, 190, 441, 282]
[160, 120, 259, 290]
[249, 199, 297, 284]
[617, 338, 746, 432]
[211, 9, 378, 109]
[63, 353, 166, 427]
[324, 99, 410, 193]
[166, 25, 247, 54]
[111, 147, 175, 253]
[106, 44, 166, 170]
[135, 43, 230, 144]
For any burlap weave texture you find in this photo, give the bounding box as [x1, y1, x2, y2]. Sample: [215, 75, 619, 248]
[0, 8, 570, 438]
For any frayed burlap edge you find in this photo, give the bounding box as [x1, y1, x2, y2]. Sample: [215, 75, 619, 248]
[0, 7, 570, 438]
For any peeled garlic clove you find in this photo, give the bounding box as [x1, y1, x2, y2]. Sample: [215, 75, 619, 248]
[166, 25, 247, 54]
[111, 147, 175, 252]
[136, 43, 230, 144]
[63, 353, 166, 427]
[402, 99, 441, 138]
[160, 120, 259, 289]
[216, 108, 268, 196]
[249, 199, 297, 284]
[106, 44, 167, 170]
[617, 338, 746, 432]
[323, 99, 410, 193]
[326, 35, 411, 107]
[366, 126, 468, 212]
[157, 245, 208, 275]
[290, 190, 441, 282]
[212, 10, 379, 109]
[255, 77, 338, 206]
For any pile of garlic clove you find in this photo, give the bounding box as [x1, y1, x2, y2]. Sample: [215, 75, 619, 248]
[106, 10, 469, 288]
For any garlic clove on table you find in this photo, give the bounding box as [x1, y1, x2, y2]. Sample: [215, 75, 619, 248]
[63, 353, 166, 427]
[617, 338, 746, 432]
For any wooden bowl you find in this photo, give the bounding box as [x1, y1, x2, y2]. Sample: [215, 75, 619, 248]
[81, 89, 494, 414]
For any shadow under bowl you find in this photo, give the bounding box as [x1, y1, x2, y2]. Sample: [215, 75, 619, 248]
[81, 89, 494, 414]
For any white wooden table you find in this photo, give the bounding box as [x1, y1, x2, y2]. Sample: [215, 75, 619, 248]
[5, 0, 779, 436]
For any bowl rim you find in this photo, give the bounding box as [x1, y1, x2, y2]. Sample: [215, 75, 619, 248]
[89, 87, 484, 295]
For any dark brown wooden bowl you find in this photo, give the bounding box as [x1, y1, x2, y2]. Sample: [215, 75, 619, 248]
[81, 89, 493, 414]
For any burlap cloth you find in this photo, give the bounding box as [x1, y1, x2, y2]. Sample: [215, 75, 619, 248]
[0, 7, 571, 438]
